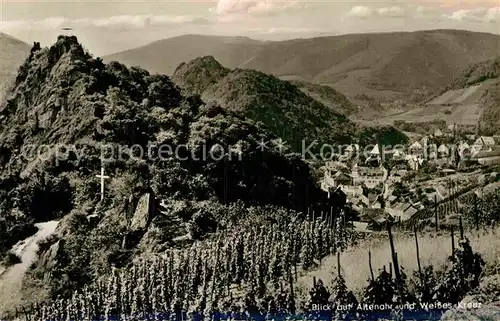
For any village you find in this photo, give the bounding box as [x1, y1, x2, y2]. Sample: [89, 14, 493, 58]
[320, 124, 500, 230]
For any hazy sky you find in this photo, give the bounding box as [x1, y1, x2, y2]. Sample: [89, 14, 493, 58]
[1, 0, 499, 55]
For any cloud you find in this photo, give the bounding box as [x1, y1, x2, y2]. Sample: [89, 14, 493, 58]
[445, 6, 500, 23]
[344, 4, 500, 23]
[210, 0, 305, 16]
[376, 6, 406, 18]
[415, 6, 438, 15]
[345, 6, 374, 19]
[345, 5, 406, 19]
[0, 17, 69, 31]
[485, 6, 500, 22]
[0, 14, 212, 32]
[413, 6, 445, 21]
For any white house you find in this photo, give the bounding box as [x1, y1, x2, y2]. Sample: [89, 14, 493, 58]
[353, 165, 387, 189]
[459, 142, 471, 158]
[434, 128, 443, 137]
[370, 144, 380, 156]
[341, 144, 360, 160]
[437, 144, 450, 158]
[409, 141, 424, 156]
[392, 149, 405, 160]
[473, 136, 496, 153]
[405, 155, 424, 170]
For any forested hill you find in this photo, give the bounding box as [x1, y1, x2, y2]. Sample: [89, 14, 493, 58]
[172, 56, 356, 151]
[172, 56, 408, 151]
[443, 56, 500, 91]
[0, 36, 344, 307]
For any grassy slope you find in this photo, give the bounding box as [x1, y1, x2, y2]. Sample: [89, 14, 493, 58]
[298, 227, 500, 300]
[437, 57, 500, 133]
[375, 57, 500, 127]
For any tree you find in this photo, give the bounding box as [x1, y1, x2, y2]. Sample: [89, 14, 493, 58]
[330, 275, 358, 311]
[433, 238, 485, 304]
[409, 265, 436, 304]
[306, 278, 330, 311]
[361, 267, 396, 305]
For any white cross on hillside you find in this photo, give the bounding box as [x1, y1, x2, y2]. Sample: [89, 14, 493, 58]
[96, 165, 110, 201]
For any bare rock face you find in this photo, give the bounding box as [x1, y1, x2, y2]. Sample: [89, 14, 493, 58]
[36, 240, 61, 283]
[130, 193, 155, 231]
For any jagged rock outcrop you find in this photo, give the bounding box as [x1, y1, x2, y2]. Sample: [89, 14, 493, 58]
[130, 193, 155, 231]
[37, 240, 61, 283]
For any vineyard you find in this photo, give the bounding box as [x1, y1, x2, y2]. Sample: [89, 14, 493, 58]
[3, 207, 493, 321]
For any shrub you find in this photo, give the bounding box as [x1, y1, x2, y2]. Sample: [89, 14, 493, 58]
[3, 251, 22, 267]
[0, 222, 38, 260]
[188, 208, 218, 239]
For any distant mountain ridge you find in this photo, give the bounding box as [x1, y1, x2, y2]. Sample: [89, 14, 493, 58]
[104, 30, 500, 101]
[104, 34, 263, 79]
[0, 33, 30, 102]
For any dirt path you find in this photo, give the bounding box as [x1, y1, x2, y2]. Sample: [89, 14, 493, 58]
[0, 221, 59, 314]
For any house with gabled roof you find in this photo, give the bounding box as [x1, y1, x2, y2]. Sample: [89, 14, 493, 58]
[437, 144, 450, 158]
[370, 144, 380, 156]
[392, 149, 404, 160]
[410, 141, 422, 150]
[434, 128, 443, 137]
[322, 166, 354, 196]
[332, 171, 353, 187]
[340, 144, 359, 161]
[473, 136, 496, 153]
[354, 165, 387, 189]
[386, 202, 422, 221]
[471, 147, 500, 166]
[409, 141, 424, 157]
[365, 144, 382, 164]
